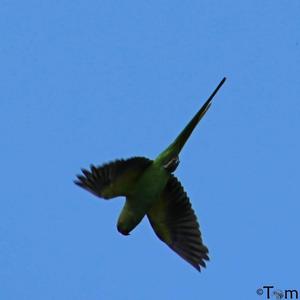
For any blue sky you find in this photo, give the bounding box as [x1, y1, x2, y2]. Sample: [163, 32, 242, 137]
[1, 1, 300, 299]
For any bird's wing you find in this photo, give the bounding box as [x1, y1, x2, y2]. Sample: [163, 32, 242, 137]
[147, 175, 209, 271]
[74, 157, 152, 199]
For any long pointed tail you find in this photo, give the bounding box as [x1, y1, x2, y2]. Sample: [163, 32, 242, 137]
[155, 77, 226, 164]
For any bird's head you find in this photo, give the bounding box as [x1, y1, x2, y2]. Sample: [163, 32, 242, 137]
[117, 202, 144, 236]
[117, 222, 131, 236]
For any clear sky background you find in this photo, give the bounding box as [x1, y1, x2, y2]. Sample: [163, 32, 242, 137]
[1, 1, 300, 299]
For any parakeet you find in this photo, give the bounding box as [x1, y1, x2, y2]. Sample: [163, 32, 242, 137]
[74, 77, 226, 271]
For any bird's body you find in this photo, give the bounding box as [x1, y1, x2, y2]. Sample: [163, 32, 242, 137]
[75, 77, 226, 271]
[117, 161, 169, 235]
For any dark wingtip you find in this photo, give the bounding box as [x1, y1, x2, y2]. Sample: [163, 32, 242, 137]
[74, 175, 85, 182]
[90, 164, 97, 173]
[74, 179, 83, 187]
[199, 260, 206, 268]
[194, 264, 201, 272]
[202, 253, 210, 261]
[73, 175, 84, 187]
[81, 168, 91, 177]
[192, 258, 209, 272]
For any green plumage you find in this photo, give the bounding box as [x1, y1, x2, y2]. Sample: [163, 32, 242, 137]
[75, 77, 226, 271]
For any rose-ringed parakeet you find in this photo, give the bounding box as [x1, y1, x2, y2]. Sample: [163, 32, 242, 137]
[74, 77, 226, 271]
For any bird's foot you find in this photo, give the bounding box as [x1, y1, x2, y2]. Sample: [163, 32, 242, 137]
[163, 156, 180, 173]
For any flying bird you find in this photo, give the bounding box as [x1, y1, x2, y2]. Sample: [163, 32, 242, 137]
[74, 77, 226, 271]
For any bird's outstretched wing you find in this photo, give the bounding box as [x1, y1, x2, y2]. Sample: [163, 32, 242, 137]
[147, 175, 209, 271]
[74, 157, 152, 199]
